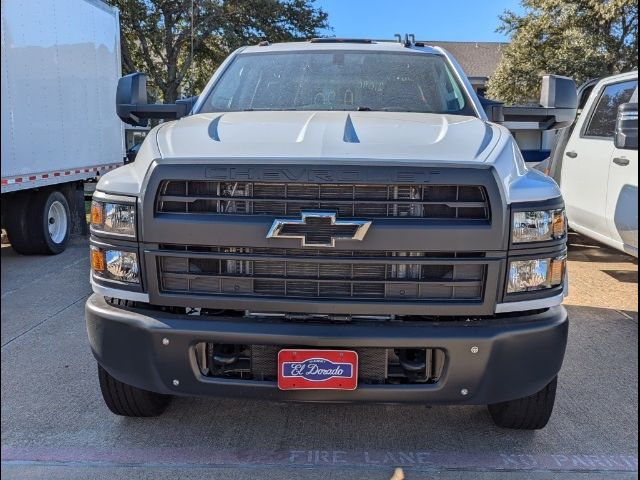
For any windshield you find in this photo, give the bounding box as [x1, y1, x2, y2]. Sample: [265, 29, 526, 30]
[199, 50, 476, 115]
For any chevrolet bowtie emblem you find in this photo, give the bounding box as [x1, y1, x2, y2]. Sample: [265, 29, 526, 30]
[267, 211, 372, 247]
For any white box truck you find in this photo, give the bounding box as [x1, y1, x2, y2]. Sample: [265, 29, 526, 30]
[1, 0, 124, 254]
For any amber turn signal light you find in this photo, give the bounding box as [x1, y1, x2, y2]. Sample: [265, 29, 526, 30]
[90, 201, 104, 226]
[552, 210, 567, 239]
[91, 247, 105, 272]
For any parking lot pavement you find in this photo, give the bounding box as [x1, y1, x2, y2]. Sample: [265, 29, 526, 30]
[1, 235, 638, 480]
[564, 233, 638, 313]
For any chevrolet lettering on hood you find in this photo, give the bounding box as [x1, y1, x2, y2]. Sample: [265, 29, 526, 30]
[205, 166, 434, 183]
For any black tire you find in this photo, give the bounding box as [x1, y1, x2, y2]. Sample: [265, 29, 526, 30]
[26, 189, 71, 255]
[488, 377, 557, 430]
[98, 365, 171, 417]
[4, 190, 38, 254]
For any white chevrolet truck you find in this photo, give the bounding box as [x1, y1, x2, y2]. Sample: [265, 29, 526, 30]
[86, 38, 577, 429]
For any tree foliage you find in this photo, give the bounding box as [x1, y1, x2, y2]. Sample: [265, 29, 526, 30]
[107, 0, 329, 102]
[487, 0, 638, 104]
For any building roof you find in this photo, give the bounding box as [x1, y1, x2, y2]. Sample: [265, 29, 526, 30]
[422, 41, 506, 79]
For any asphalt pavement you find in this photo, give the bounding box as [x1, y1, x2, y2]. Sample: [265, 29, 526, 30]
[1, 234, 638, 480]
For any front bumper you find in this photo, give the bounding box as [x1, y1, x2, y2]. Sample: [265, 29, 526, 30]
[86, 294, 568, 405]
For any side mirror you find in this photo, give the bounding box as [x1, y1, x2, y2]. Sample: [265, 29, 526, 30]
[614, 102, 638, 150]
[116, 73, 149, 126]
[116, 72, 198, 126]
[487, 75, 577, 130]
[539, 75, 578, 128]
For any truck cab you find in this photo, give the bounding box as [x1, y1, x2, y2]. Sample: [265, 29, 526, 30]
[86, 38, 576, 429]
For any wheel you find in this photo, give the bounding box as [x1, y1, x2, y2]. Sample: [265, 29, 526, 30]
[98, 365, 171, 417]
[27, 189, 71, 255]
[4, 190, 38, 254]
[488, 377, 557, 430]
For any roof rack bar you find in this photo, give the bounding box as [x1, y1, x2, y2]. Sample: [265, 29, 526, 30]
[402, 33, 417, 47]
[305, 36, 426, 46]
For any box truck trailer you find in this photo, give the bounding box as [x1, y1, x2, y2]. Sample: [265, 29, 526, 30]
[1, 0, 124, 254]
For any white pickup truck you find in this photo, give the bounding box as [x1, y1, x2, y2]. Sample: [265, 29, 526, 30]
[86, 37, 578, 429]
[546, 71, 638, 257]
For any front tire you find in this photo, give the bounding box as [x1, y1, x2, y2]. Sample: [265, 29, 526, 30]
[98, 365, 171, 417]
[488, 377, 557, 429]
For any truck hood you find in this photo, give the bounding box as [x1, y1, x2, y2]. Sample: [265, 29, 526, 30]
[100, 110, 561, 204]
[156, 111, 500, 163]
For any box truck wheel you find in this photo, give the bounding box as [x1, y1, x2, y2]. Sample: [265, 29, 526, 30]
[27, 189, 71, 255]
[4, 190, 37, 254]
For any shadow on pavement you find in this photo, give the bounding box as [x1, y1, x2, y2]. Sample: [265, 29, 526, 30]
[567, 232, 638, 264]
[602, 270, 638, 284]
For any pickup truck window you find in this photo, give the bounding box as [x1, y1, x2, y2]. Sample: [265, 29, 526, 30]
[199, 51, 476, 116]
[583, 79, 638, 138]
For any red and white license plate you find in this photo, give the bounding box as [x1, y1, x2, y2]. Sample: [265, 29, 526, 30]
[277, 349, 358, 390]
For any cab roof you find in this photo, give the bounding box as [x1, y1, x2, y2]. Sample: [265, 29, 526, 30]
[240, 39, 443, 56]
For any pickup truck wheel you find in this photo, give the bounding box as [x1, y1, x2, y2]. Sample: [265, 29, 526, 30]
[98, 365, 171, 417]
[487, 377, 557, 429]
[26, 189, 71, 255]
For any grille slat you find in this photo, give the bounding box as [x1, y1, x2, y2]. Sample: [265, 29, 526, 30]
[157, 181, 489, 220]
[157, 271, 483, 286]
[157, 247, 486, 302]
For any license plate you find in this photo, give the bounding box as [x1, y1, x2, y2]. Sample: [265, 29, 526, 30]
[277, 349, 358, 390]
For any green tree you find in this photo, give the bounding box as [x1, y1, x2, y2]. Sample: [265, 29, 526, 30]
[487, 0, 638, 104]
[108, 0, 329, 102]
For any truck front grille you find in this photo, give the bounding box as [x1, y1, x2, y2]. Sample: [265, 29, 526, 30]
[157, 246, 487, 302]
[156, 181, 490, 220]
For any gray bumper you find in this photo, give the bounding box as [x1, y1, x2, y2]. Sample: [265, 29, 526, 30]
[86, 294, 568, 405]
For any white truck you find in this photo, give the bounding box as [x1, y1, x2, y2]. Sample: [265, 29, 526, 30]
[86, 37, 579, 430]
[546, 71, 638, 256]
[1, 0, 124, 254]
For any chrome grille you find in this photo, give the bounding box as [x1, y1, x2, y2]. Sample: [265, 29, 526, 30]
[156, 181, 490, 220]
[157, 246, 487, 301]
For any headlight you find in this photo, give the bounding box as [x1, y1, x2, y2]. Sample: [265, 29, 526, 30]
[507, 256, 566, 293]
[91, 246, 140, 283]
[512, 209, 566, 243]
[91, 200, 136, 238]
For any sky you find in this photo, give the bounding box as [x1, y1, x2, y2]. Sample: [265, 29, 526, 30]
[315, 0, 524, 42]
